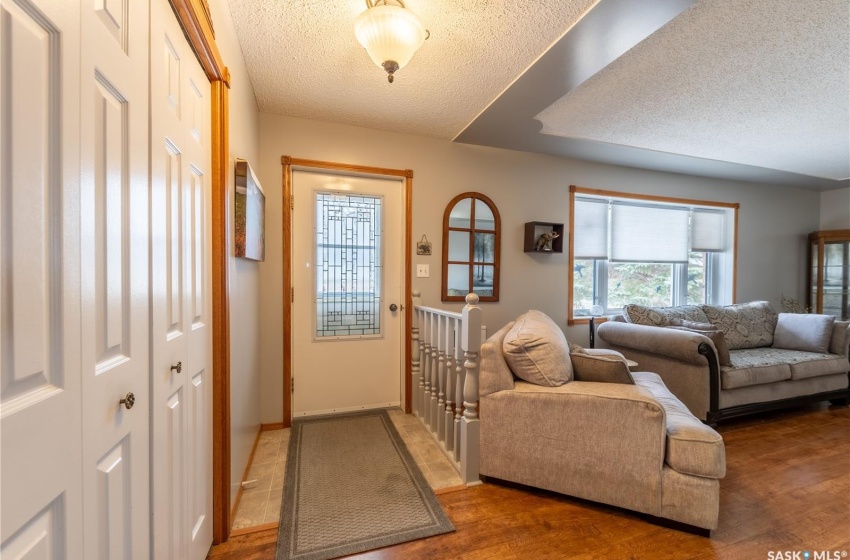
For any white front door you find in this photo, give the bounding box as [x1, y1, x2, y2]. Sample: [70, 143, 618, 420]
[78, 0, 152, 556]
[149, 0, 213, 556]
[0, 0, 84, 557]
[292, 170, 404, 416]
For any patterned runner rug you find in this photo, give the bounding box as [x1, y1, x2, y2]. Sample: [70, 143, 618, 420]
[276, 409, 455, 560]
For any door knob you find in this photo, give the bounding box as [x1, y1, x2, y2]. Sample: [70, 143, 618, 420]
[119, 392, 136, 410]
[171, 362, 182, 373]
[389, 304, 398, 312]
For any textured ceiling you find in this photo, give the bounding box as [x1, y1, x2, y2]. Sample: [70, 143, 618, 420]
[226, 0, 599, 139]
[535, 0, 850, 181]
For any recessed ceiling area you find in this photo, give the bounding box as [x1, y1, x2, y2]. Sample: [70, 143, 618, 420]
[535, 0, 850, 182]
[227, 0, 850, 190]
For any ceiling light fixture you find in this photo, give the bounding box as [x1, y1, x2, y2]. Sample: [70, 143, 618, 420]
[354, 0, 429, 83]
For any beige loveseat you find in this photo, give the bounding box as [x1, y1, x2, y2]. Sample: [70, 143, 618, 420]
[479, 312, 726, 533]
[597, 302, 850, 424]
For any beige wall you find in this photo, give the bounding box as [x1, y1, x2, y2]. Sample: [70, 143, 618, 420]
[208, 0, 262, 505]
[257, 113, 821, 423]
[820, 187, 850, 230]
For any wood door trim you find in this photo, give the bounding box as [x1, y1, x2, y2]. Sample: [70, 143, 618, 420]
[168, 0, 228, 84]
[282, 157, 414, 422]
[169, 0, 231, 545]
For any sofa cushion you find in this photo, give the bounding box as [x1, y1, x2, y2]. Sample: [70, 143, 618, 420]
[719, 347, 842, 388]
[479, 321, 516, 397]
[503, 310, 572, 386]
[633, 372, 725, 479]
[830, 321, 849, 356]
[772, 313, 835, 354]
[789, 354, 850, 380]
[721, 363, 791, 390]
[702, 301, 778, 350]
[571, 353, 635, 384]
[667, 325, 732, 367]
[623, 304, 710, 327]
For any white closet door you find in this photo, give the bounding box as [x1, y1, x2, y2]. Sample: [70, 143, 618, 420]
[0, 0, 84, 558]
[149, 0, 213, 557]
[78, 0, 152, 557]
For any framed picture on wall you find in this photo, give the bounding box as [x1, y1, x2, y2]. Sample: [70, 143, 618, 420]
[234, 159, 266, 261]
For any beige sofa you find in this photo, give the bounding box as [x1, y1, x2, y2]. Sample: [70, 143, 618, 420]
[597, 302, 850, 424]
[479, 314, 726, 533]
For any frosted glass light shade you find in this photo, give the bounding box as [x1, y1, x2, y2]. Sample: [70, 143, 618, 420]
[355, 4, 427, 71]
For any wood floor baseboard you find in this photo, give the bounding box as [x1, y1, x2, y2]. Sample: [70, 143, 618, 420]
[260, 422, 285, 431]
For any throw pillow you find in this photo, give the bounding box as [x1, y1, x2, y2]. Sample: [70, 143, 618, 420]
[623, 304, 710, 326]
[571, 353, 635, 384]
[772, 313, 836, 354]
[667, 326, 733, 366]
[829, 321, 849, 356]
[568, 342, 587, 355]
[668, 318, 717, 331]
[702, 301, 778, 350]
[503, 310, 573, 386]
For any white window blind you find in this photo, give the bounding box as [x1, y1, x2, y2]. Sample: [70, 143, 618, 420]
[573, 198, 608, 259]
[610, 202, 690, 263]
[691, 209, 725, 252]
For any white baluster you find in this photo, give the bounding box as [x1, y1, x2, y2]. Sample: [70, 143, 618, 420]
[444, 317, 456, 452]
[429, 312, 438, 434]
[453, 320, 464, 461]
[436, 315, 446, 442]
[421, 309, 431, 425]
[460, 293, 482, 484]
[411, 291, 422, 416]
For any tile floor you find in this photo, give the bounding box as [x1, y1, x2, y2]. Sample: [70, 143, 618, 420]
[230, 408, 465, 530]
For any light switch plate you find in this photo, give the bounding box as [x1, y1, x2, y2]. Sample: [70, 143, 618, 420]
[416, 264, 429, 278]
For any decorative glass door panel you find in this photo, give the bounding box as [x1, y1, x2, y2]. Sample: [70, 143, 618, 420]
[808, 230, 850, 321]
[314, 192, 383, 339]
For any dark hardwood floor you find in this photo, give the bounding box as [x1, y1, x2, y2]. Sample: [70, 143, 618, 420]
[208, 403, 850, 560]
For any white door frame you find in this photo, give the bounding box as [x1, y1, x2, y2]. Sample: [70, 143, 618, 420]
[281, 157, 413, 426]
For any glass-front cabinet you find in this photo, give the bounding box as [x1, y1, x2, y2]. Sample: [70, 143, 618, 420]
[808, 229, 850, 320]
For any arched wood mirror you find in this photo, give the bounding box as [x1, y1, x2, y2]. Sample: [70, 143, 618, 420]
[442, 192, 501, 302]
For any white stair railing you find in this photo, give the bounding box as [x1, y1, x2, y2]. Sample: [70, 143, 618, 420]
[411, 291, 482, 485]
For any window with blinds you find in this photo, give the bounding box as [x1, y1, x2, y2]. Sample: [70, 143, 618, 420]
[569, 188, 737, 323]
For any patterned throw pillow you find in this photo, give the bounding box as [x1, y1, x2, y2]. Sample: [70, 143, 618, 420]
[622, 304, 710, 327]
[701, 301, 778, 350]
[666, 326, 733, 366]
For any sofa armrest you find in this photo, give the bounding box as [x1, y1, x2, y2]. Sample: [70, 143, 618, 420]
[480, 381, 667, 513]
[596, 321, 721, 423]
[597, 322, 712, 365]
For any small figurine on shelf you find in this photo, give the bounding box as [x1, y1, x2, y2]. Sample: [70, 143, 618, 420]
[536, 231, 560, 251]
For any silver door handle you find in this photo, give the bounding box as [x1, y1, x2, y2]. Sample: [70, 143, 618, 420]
[389, 304, 398, 312]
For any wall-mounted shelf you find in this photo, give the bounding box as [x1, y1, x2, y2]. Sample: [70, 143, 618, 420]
[524, 222, 565, 253]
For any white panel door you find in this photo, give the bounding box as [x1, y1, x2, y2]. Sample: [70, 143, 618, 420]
[78, 0, 151, 557]
[292, 171, 404, 416]
[150, 0, 213, 557]
[0, 0, 84, 558]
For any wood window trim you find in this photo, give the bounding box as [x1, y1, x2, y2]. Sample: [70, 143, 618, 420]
[441, 192, 501, 303]
[567, 185, 739, 326]
[280, 157, 415, 423]
[168, 0, 232, 545]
